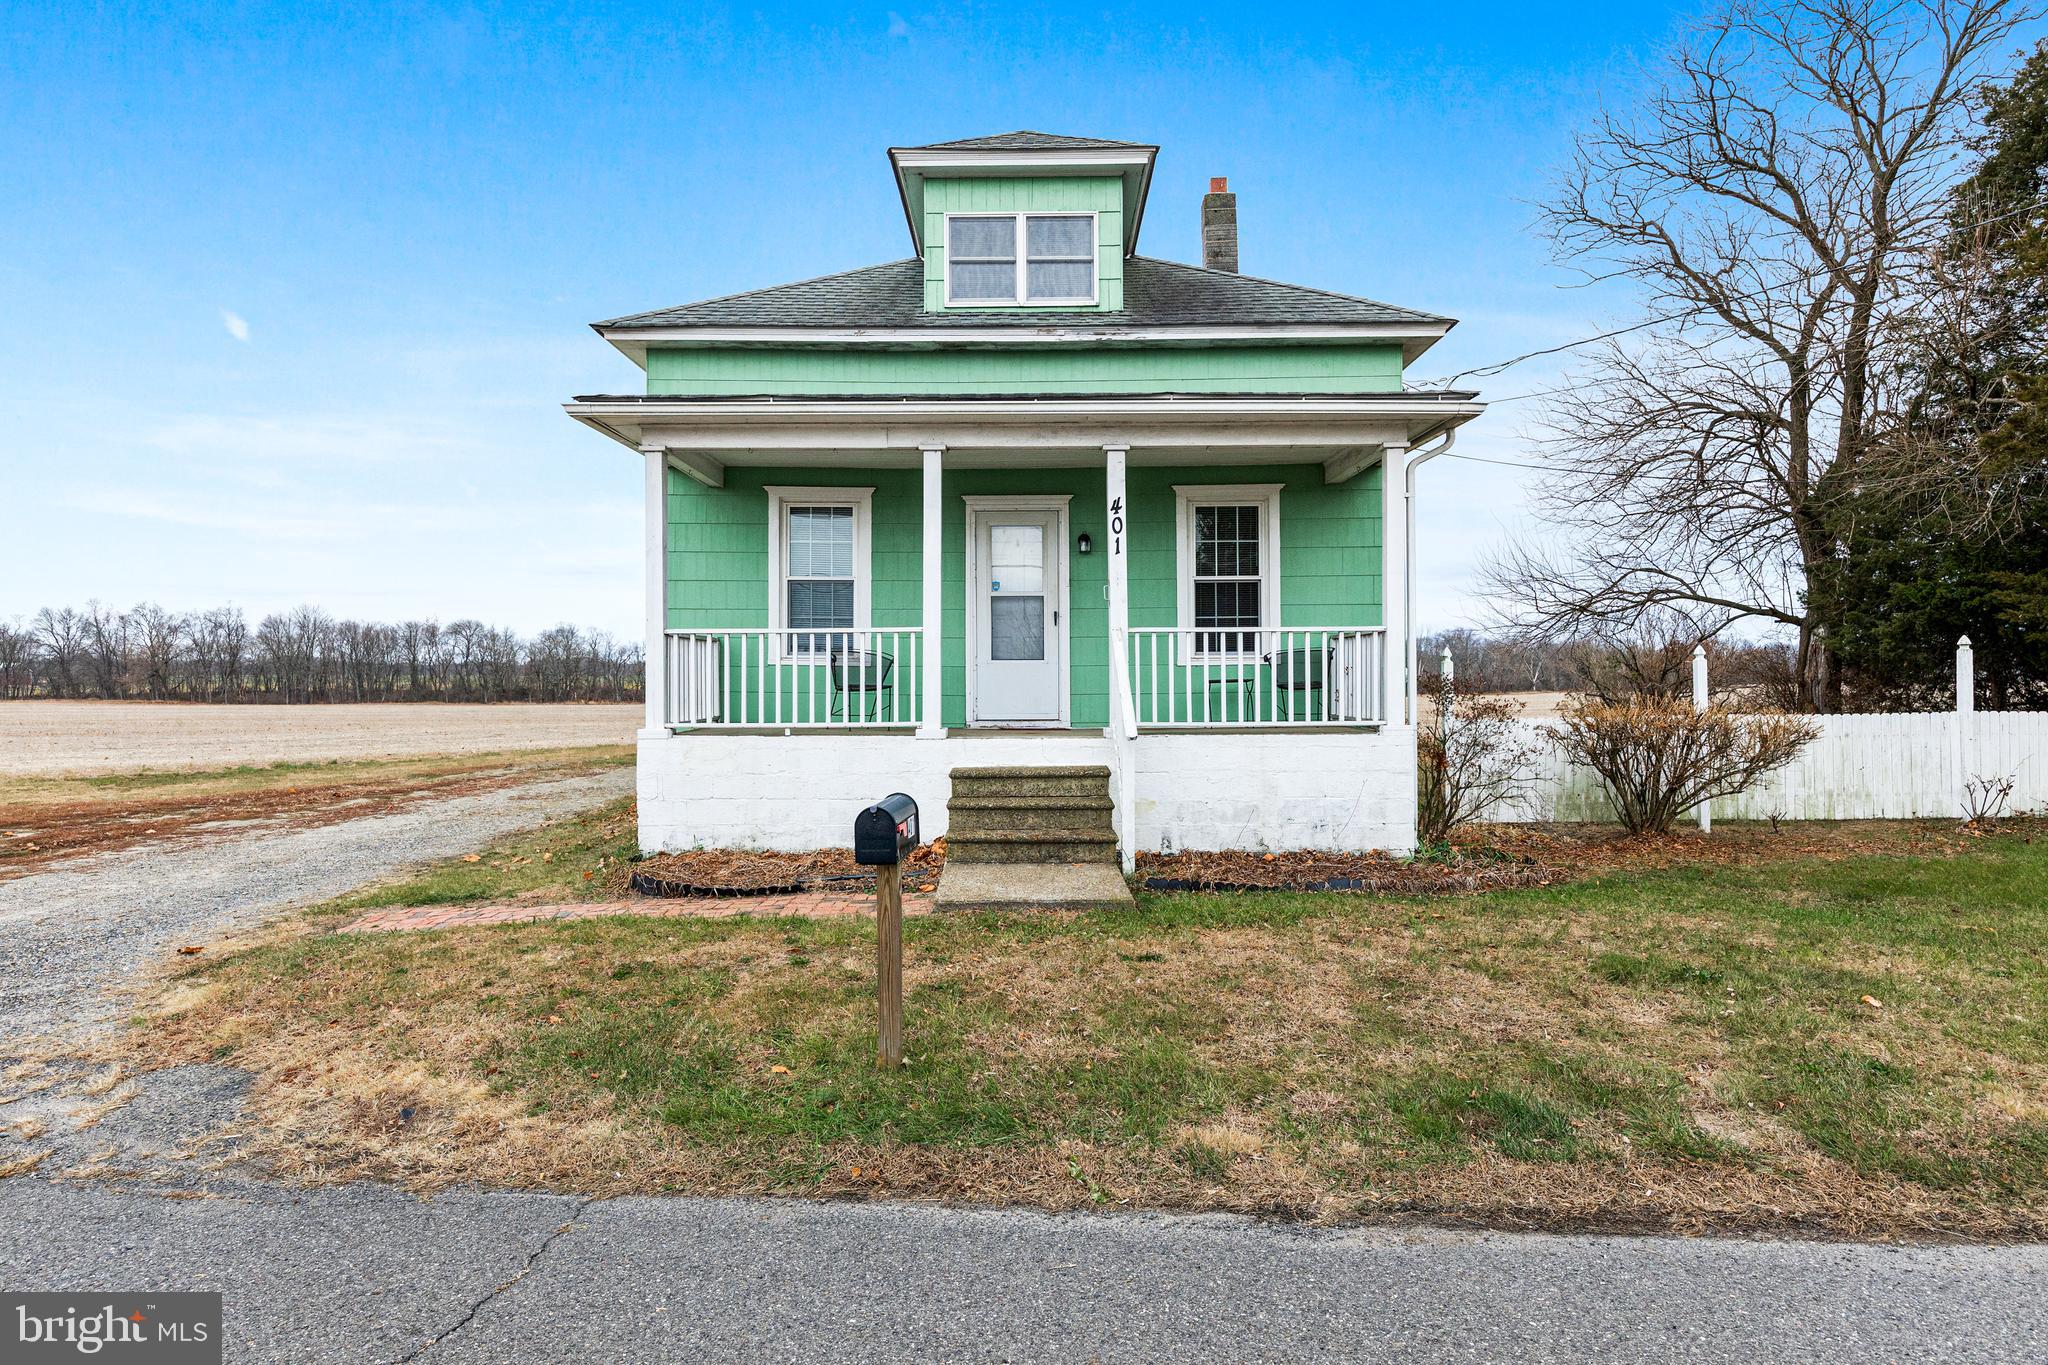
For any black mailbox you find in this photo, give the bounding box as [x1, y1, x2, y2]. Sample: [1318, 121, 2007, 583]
[854, 792, 919, 866]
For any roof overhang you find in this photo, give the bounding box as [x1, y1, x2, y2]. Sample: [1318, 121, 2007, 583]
[593, 319, 1456, 368]
[564, 391, 1483, 474]
[887, 145, 1159, 256]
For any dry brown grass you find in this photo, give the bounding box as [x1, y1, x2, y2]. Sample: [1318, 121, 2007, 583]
[94, 818, 2048, 1240]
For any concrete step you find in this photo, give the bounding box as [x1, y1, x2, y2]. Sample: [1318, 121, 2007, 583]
[934, 861, 1136, 913]
[947, 795, 1115, 834]
[943, 830, 1122, 865]
[950, 765, 1112, 801]
[950, 765, 1112, 780]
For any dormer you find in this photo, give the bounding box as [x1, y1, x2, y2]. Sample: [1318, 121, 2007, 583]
[888, 131, 1158, 313]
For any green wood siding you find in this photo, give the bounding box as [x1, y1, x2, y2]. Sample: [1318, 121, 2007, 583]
[665, 466, 923, 629]
[664, 462, 1381, 729]
[644, 343, 1403, 396]
[921, 176, 1124, 312]
[1124, 464, 1384, 630]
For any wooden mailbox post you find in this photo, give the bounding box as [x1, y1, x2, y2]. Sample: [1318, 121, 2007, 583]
[854, 793, 917, 1070]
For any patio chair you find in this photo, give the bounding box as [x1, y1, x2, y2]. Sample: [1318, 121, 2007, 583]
[1268, 639, 1334, 721]
[829, 648, 895, 721]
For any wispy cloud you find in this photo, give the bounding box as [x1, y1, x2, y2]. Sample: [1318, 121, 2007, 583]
[220, 309, 250, 342]
[138, 413, 473, 466]
[81, 490, 446, 541]
[886, 11, 910, 38]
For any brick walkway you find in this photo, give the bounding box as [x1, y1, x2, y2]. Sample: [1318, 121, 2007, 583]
[342, 889, 937, 933]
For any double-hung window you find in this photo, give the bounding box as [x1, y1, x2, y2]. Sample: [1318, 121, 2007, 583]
[945, 213, 1097, 306]
[767, 487, 872, 659]
[1175, 485, 1282, 659]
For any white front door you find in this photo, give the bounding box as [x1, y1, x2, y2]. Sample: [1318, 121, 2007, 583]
[968, 506, 1065, 724]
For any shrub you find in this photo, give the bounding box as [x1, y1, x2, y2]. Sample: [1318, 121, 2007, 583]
[1417, 677, 1546, 847]
[1551, 696, 1819, 835]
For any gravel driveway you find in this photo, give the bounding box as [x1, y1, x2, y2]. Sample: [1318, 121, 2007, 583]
[0, 768, 632, 1044]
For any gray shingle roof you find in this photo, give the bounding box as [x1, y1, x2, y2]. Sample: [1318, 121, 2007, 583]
[596, 257, 1450, 331]
[900, 131, 1152, 152]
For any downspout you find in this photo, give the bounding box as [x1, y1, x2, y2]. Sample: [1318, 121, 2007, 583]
[1402, 428, 1456, 725]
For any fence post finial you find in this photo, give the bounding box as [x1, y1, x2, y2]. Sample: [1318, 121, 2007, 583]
[1440, 646, 1454, 686]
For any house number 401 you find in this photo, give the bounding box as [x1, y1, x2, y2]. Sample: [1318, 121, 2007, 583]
[1109, 497, 1124, 554]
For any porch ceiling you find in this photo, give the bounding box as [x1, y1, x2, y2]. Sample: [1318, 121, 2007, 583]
[566, 392, 1482, 469]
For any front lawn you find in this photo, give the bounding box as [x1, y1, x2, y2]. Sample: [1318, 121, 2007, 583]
[126, 816, 2048, 1236]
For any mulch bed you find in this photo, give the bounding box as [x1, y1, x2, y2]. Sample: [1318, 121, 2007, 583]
[631, 819, 2005, 900]
[1135, 847, 1555, 894]
[1136, 818, 1999, 895]
[633, 841, 947, 899]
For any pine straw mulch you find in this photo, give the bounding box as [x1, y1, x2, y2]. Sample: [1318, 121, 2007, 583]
[1135, 818, 2007, 894]
[633, 840, 947, 897]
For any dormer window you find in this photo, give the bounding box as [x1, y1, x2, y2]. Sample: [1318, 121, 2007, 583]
[945, 213, 1097, 306]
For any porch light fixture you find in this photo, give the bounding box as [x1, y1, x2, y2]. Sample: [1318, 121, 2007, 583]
[1077, 532, 1093, 555]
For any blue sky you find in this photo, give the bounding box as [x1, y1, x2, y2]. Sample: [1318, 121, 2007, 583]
[1, 0, 1699, 638]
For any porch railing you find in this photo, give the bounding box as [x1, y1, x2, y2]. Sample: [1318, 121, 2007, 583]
[1124, 627, 1386, 728]
[663, 628, 923, 729]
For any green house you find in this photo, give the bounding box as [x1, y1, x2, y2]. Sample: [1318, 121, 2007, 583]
[567, 131, 1482, 884]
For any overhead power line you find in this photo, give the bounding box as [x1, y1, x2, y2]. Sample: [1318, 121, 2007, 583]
[1413, 190, 2048, 392]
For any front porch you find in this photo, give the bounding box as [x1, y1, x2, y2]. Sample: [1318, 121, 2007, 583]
[635, 726, 1420, 859]
[573, 393, 1469, 860]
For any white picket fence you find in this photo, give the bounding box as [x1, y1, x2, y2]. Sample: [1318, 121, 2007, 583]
[1475, 638, 2048, 824]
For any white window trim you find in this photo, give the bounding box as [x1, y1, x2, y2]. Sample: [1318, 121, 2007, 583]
[765, 486, 874, 662]
[1174, 484, 1283, 663]
[943, 211, 1099, 307]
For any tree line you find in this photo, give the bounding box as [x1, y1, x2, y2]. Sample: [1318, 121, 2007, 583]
[1420, 624, 1801, 706]
[1482, 0, 2048, 711]
[0, 603, 643, 704]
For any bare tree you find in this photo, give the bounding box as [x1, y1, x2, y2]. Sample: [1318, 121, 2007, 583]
[81, 600, 129, 698]
[1484, 0, 2033, 710]
[31, 606, 87, 698]
[129, 602, 187, 701]
[0, 619, 32, 698]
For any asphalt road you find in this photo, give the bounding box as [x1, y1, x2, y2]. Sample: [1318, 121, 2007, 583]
[5, 1177, 2044, 1363]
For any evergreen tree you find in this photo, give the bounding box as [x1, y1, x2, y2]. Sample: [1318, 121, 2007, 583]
[1813, 41, 2048, 708]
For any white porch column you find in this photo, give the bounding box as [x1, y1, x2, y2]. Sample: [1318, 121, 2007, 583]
[1380, 442, 1409, 726]
[918, 444, 946, 738]
[640, 445, 669, 736]
[1104, 443, 1130, 649]
[1104, 442, 1134, 871]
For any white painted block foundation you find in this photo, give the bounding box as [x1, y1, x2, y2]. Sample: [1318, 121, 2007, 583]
[1133, 727, 1419, 855]
[637, 728, 1418, 855]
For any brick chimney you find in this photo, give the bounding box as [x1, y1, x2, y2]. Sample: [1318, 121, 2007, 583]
[1202, 176, 1238, 273]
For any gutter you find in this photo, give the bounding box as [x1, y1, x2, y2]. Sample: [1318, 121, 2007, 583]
[1402, 429, 1457, 726]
